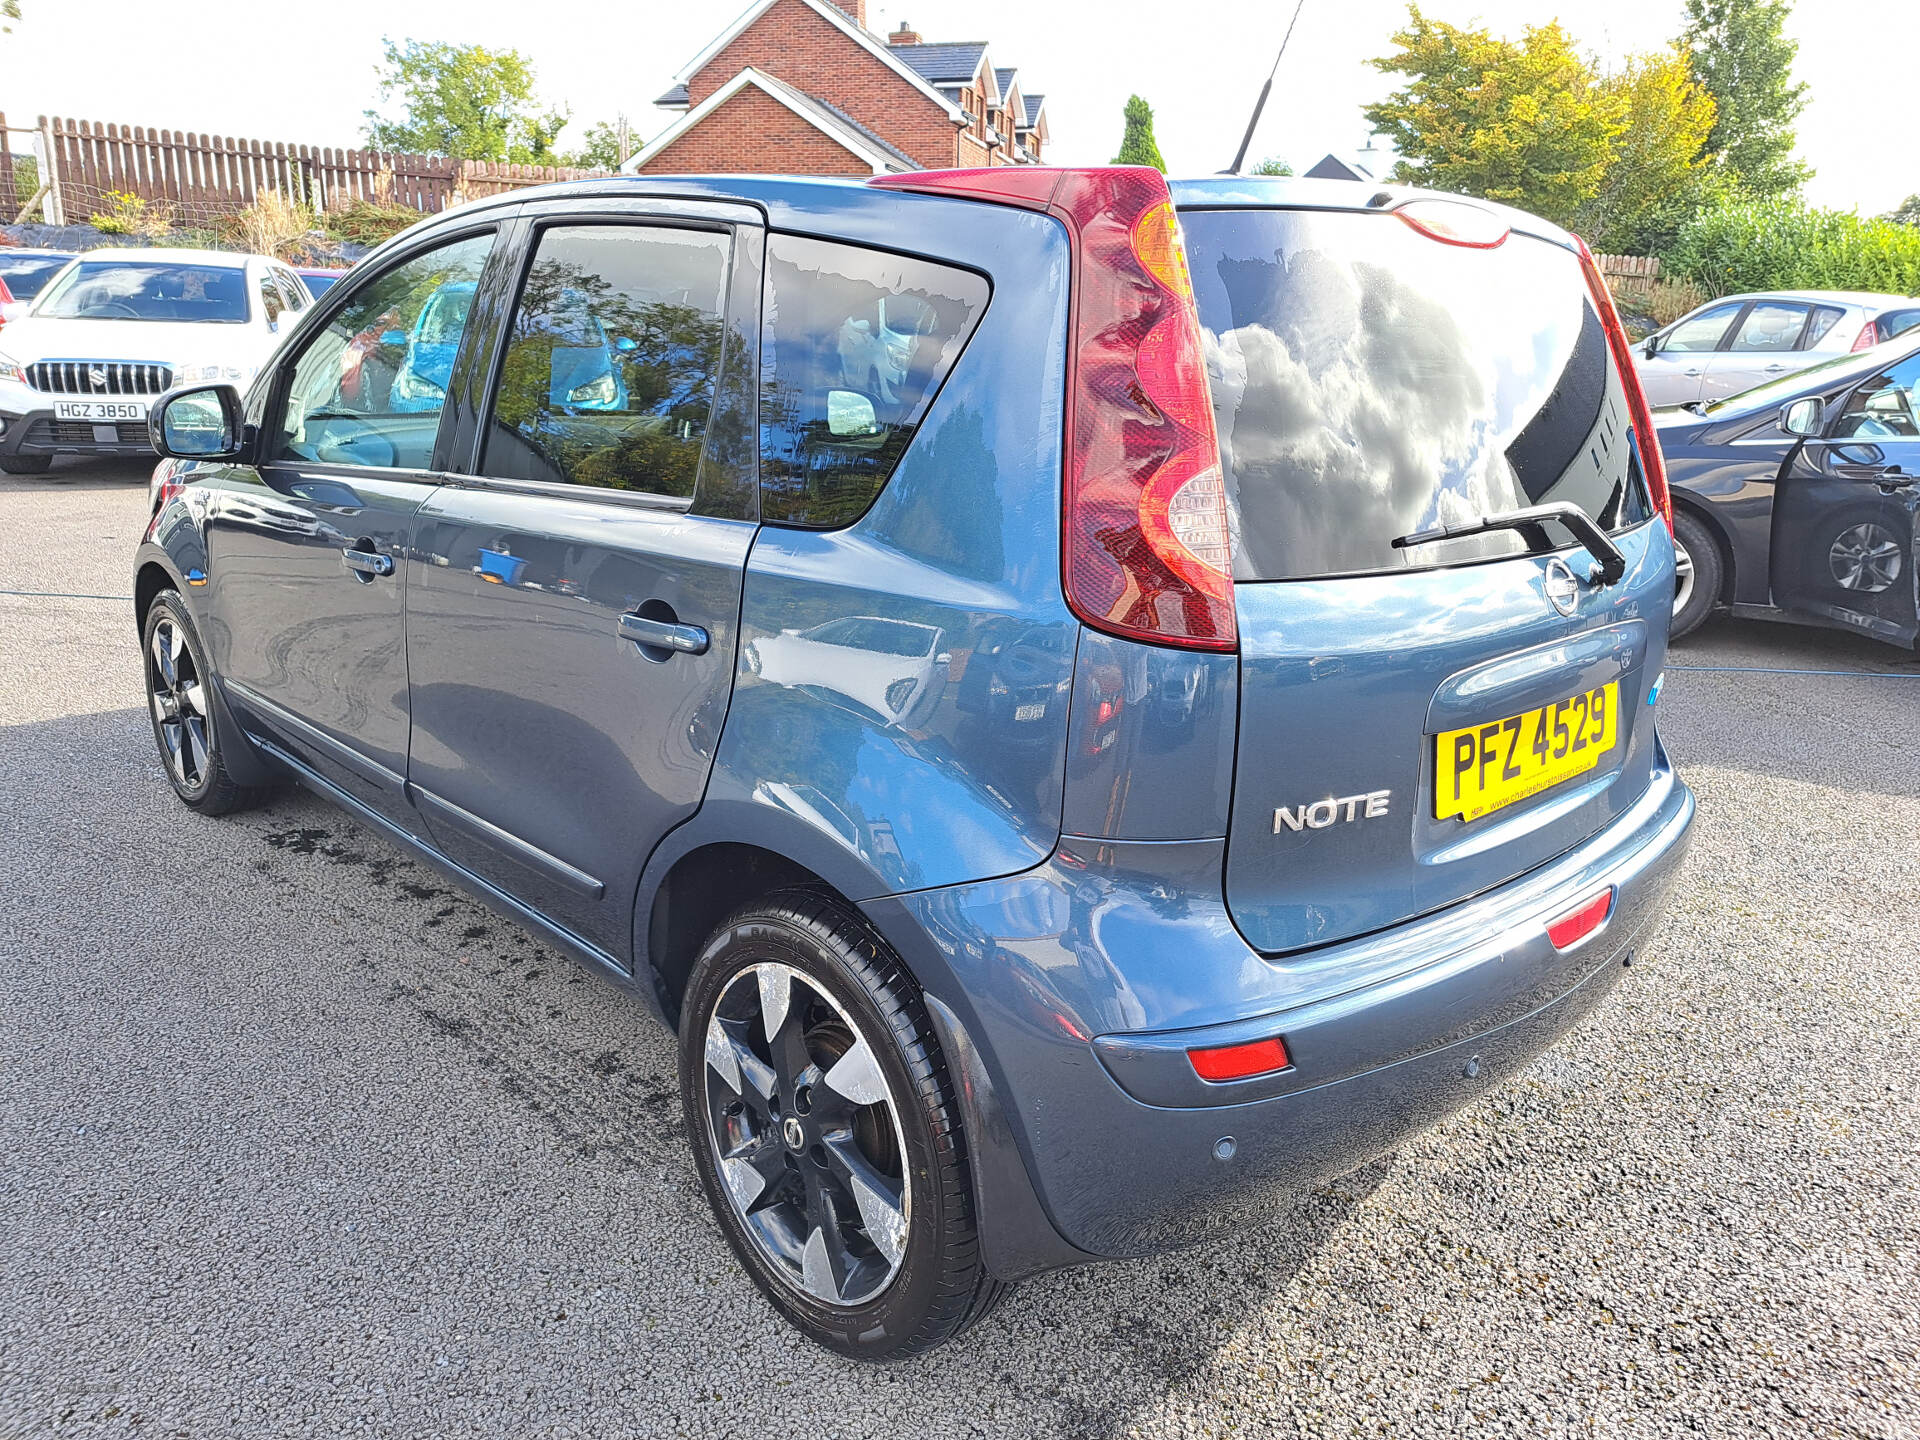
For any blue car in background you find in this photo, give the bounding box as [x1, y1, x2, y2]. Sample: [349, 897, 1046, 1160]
[137, 168, 1693, 1360]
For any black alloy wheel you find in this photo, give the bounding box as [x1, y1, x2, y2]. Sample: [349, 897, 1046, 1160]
[680, 892, 1010, 1359]
[141, 590, 267, 815]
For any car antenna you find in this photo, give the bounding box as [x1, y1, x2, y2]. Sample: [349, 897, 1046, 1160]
[1223, 0, 1308, 176]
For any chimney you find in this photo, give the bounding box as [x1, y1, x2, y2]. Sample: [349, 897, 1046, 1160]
[825, 0, 867, 27]
[888, 19, 922, 45]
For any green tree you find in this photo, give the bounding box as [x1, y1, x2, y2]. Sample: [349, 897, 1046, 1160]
[1576, 46, 1721, 254]
[564, 120, 628, 171]
[364, 39, 569, 162]
[1363, 8, 1625, 228]
[1252, 157, 1293, 176]
[1112, 95, 1167, 171]
[1884, 195, 1920, 227]
[1681, 0, 1810, 197]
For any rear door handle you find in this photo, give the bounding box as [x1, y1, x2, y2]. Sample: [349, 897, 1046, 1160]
[341, 547, 393, 577]
[1762, 363, 1789, 373]
[619, 612, 709, 655]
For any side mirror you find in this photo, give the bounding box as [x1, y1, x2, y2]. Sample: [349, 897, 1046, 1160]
[149, 384, 246, 460]
[1780, 397, 1824, 438]
[1642, 334, 1661, 359]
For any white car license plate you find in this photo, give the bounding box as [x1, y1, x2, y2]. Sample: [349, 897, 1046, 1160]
[54, 399, 147, 421]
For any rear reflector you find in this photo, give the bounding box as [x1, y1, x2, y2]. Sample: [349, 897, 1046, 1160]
[1575, 237, 1673, 533]
[1188, 1035, 1290, 1082]
[1852, 321, 1881, 352]
[1546, 887, 1614, 951]
[870, 166, 1237, 652]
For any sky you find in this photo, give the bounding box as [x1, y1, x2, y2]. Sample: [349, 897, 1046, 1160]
[1, 0, 1909, 217]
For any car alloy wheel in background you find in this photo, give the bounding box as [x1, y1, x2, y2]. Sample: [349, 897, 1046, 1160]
[1827, 522, 1903, 593]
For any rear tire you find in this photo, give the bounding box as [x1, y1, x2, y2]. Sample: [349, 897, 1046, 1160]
[142, 590, 270, 815]
[679, 890, 1011, 1359]
[1670, 509, 1721, 640]
[0, 453, 52, 475]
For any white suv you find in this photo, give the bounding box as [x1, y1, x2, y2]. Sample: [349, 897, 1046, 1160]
[0, 247, 312, 474]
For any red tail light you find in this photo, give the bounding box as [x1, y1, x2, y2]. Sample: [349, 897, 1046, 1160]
[1546, 887, 1614, 951]
[870, 167, 1237, 651]
[1188, 1034, 1290, 1082]
[1852, 320, 1880, 352]
[0, 277, 12, 305]
[1575, 238, 1672, 533]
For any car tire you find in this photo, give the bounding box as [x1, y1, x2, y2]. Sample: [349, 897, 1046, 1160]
[679, 890, 1011, 1359]
[0, 453, 53, 475]
[142, 590, 271, 815]
[1669, 509, 1722, 641]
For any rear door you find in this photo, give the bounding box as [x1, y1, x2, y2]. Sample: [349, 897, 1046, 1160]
[1185, 205, 1672, 954]
[404, 201, 762, 960]
[1769, 348, 1920, 646]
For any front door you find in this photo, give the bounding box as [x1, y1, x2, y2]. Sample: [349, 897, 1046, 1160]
[1639, 300, 1743, 408]
[1770, 350, 1920, 646]
[404, 208, 763, 960]
[203, 226, 500, 827]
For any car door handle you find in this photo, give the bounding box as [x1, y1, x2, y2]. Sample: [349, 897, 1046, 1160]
[619, 612, 709, 655]
[341, 547, 393, 577]
[1683, 367, 1703, 377]
[1762, 363, 1789, 373]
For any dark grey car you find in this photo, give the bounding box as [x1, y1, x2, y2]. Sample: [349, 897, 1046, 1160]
[1660, 333, 1920, 646]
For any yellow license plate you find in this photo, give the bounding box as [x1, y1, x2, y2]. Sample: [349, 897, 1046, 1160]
[1434, 681, 1618, 822]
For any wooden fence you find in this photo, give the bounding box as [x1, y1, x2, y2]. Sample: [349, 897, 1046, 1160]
[1592, 252, 1661, 301]
[16, 114, 611, 227]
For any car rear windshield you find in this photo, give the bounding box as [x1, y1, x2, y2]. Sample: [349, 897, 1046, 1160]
[35, 260, 250, 323]
[1182, 207, 1651, 583]
[0, 256, 71, 300]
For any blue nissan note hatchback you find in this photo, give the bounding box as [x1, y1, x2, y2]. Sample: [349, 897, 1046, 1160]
[136, 167, 1694, 1358]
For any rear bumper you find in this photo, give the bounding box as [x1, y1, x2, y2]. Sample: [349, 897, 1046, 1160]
[0, 407, 157, 460]
[868, 746, 1693, 1271]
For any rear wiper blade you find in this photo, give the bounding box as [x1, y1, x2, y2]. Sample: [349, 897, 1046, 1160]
[1392, 501, 1628, 585]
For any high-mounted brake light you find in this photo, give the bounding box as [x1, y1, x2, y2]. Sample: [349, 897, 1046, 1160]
[1546, 887, 1614, 951]
[1392, 198, 1510, 249]
[1575, 236, 1673, 533]
[1188, 1034, 1291, 1083]
[871, 167, 1237, 651]
[1852, 320, 1881, 352]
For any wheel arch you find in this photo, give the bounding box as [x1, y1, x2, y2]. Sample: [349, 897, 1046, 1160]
[134, 558, 177, 634]
[1671, 495, 1738, 607]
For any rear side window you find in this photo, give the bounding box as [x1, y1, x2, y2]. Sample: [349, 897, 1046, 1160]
[1184, 207, 1651, 582]
[483, 224, 732, 499]
[1806, 305, 1845, 347]
[759, 234, 988, 528]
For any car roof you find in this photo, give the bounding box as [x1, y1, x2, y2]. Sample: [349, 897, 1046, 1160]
[74, 247, 266, 267]
[1703, 289, 1916, 308]
[388, 171, 1580, 251]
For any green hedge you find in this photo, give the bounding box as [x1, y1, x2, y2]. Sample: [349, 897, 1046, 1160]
[1660, 198, 1920, 298]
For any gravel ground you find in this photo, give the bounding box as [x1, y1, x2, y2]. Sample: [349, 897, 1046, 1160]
[2, 460, 1917, 1439]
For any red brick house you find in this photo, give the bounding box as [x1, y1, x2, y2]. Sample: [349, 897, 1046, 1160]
[624, 0, 1051, 177]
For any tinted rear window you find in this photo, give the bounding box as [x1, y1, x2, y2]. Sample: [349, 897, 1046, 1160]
[1184, 208, 1650, 582]
[758, 234, 987, 528]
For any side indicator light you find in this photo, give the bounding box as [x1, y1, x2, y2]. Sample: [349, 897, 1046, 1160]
[1188, 1035, 1291, 1083]
[1546, 887, 1614, 951]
